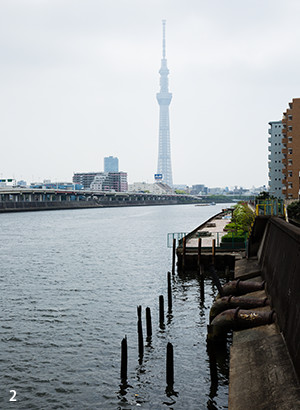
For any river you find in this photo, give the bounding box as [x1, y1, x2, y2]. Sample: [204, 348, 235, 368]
[0, 203, 232, 409]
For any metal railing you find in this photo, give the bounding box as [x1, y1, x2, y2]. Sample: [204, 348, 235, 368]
[167, 231, 248, 249]
[167, 232, 188, 247]
[255, 199, 285, 217]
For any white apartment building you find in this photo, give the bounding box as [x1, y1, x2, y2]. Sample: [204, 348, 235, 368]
[268, 121, 284, 199]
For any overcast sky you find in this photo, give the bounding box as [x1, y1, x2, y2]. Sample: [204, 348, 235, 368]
[1, 0, 300, 188]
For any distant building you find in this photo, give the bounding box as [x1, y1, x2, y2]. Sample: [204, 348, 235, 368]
[90, 173, 111, 191]
[17, 180, 27, 187]
[110, 172, 128, 192]
[208, 187, 223, 195]
[73, 172, 127, 192]
[190, 184, 208, 195]
[104, 156, 119, 173]
[128, 182, 172, 194]
[73, 172, 99, 189]
[30, 181, 83, 190]
[281, 98, 300, 200]
[267, 121, 284, 199]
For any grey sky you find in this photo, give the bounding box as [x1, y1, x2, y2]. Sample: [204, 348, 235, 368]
[1, 0, 299, 188]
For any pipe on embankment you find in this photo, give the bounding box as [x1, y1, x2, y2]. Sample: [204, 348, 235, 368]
[207, 308, 276, 341]
[209, 296, 269, 323]
[219, 279, 265, 297]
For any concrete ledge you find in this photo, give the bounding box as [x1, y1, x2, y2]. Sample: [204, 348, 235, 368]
[229, 332, 300, 409]
[234, 257, 261, 280]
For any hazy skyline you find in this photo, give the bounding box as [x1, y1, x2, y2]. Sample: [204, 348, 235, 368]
[1, 0, 300, 188]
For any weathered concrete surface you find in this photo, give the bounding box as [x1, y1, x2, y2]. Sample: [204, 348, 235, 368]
[234, 257, 261, 280]
[258, 217, 300, 379]
[229, 219, 300, 410]
[229, 332, 300, 409]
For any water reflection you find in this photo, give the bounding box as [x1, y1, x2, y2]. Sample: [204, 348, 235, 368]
[177, 267, 232, 409]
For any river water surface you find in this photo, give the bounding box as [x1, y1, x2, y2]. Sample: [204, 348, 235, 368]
[1, 204, 232, 409]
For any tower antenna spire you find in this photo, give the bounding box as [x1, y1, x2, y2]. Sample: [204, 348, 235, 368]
[156, 19, 173, 187]
[162, 19, 166, 59]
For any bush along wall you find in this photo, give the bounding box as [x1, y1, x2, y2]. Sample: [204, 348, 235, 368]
[287, 201, 300, 222]
[221, 202, 255, 247]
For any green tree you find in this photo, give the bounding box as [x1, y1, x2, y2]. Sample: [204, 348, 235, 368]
[287, 201, 300, 222]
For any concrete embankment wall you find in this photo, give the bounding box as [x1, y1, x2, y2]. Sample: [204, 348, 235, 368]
[0, 199, 191, 213]
[258, 217, 300, 379]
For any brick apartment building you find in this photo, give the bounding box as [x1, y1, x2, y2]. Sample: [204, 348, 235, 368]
[281, 98, 300, 200]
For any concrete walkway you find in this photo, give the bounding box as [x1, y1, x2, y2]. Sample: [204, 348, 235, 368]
[228, 257, 300, 409]
[187, 216, 231, 247]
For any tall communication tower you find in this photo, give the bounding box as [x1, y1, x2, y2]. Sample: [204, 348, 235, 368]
[156, 20, 173, 187]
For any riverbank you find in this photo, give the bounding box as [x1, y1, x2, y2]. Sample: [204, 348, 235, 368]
[177, 209, 300, 408]
[229, 256, 300, 409]
[0, 196, 200, 213]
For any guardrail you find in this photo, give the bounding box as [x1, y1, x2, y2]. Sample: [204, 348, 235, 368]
[255, 199, 285, 217]
[167, 231, 248, 249]
[167, 232, 188, 247]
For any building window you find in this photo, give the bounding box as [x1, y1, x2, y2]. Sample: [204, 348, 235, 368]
[288, 148, 293, 155]
[288, 171, 293, 177]
[288, 115, 293, 120]
[288, 159, 293, 165]
[288, 137, 293, 143]
[288, 126, 293, 131]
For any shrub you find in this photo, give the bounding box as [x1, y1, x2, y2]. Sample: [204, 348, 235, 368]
[287, 201, 300, 222]
[221, 234, 247, 243]
[222, 202, 254, 243]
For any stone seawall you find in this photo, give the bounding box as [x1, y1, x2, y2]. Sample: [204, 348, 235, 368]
[258, 217, 300, 378]
[229, 216, 300, 409]
[0, 198, 193, 213]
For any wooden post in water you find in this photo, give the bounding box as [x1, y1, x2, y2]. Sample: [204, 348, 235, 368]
[145, 307, 152, 339]
[166, 342, 174, 386]
[212, 239, 216, 266]
[159, 295, 164, 327]
[182, 236, 186, 271]
[167, 271, 172, 313]
[172, 238, 176, 275]
[137, 306, 144, 360]
[197, 237, 202, 274]
[225, 265, 230, 282]
[137, 305, 142, 322]
[209, 265, 224, 297]
[121, 336, 128, 380]
[200, 264, 205, 302]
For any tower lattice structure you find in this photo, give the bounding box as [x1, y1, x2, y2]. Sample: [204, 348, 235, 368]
[156, 20, 173, 187]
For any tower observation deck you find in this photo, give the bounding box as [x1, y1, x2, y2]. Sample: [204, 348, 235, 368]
[156, 20, 173, 187]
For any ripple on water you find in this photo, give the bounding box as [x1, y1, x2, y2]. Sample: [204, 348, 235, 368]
[0, 204, 231, 409]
